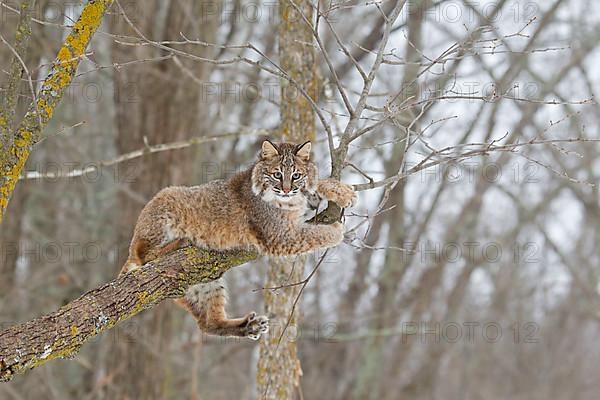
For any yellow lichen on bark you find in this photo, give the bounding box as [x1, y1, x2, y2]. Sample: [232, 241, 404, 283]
[0, 0, 115, 225]
[0, 246, 258, 381]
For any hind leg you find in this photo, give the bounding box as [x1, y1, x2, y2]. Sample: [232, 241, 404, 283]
[120, 237, 188, 276]
[120, 237, 149, 276]
[175, 279, 269, 340]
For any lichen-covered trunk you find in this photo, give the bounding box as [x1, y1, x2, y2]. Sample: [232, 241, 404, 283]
[0, 0, 114, 225]
[256, 1, 316, 398]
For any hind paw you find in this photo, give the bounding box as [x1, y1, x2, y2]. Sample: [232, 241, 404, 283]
[243, 312, 269, 340]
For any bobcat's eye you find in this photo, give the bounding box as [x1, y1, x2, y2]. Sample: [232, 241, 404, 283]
[273, 171, 283, 180]
[291, 172, 301, 180]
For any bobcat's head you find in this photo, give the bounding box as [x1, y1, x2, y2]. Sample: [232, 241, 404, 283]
[252, 140, 318, 210]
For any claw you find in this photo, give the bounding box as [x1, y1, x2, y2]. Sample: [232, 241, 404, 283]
[243, 314, 270, 339]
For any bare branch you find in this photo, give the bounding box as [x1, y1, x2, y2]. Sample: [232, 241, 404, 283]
[20, 129, 269, 180]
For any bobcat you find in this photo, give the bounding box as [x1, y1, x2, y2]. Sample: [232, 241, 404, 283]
[120, 140, 357, 340]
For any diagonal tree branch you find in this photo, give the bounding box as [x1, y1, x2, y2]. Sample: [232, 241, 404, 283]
[0, 0, 115, 225]
[0, 246, 258, 382]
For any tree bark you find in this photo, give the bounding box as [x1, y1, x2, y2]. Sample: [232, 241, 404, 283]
[0, 246, 257, 382]
[256, 1, 316, 398]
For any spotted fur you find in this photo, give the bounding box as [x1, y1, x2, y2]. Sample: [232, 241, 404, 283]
[120, 140, 357, 339]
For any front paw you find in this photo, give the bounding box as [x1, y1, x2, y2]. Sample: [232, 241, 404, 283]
[318, 179, 358, 208]
[338, 184, 358, 208]
[243, 312, 269, 340]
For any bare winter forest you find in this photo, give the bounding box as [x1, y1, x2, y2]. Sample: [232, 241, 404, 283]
[1, 0, 600, 399]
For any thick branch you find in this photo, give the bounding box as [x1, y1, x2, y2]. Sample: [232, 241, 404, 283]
[0, 246, 258, 382]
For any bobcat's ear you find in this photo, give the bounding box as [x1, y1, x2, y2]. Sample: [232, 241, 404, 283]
[295, 141, 311, 161]
[261, 140, 280, 159]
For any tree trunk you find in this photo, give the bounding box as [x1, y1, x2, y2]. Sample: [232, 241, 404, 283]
[108, 1, 219, 398]
[353, 1, 425, 398]
[256, 1, 316, 398]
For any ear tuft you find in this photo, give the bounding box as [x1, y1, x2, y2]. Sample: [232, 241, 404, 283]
[295, 141, 311, 161]
[261, 140, 280, 159]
